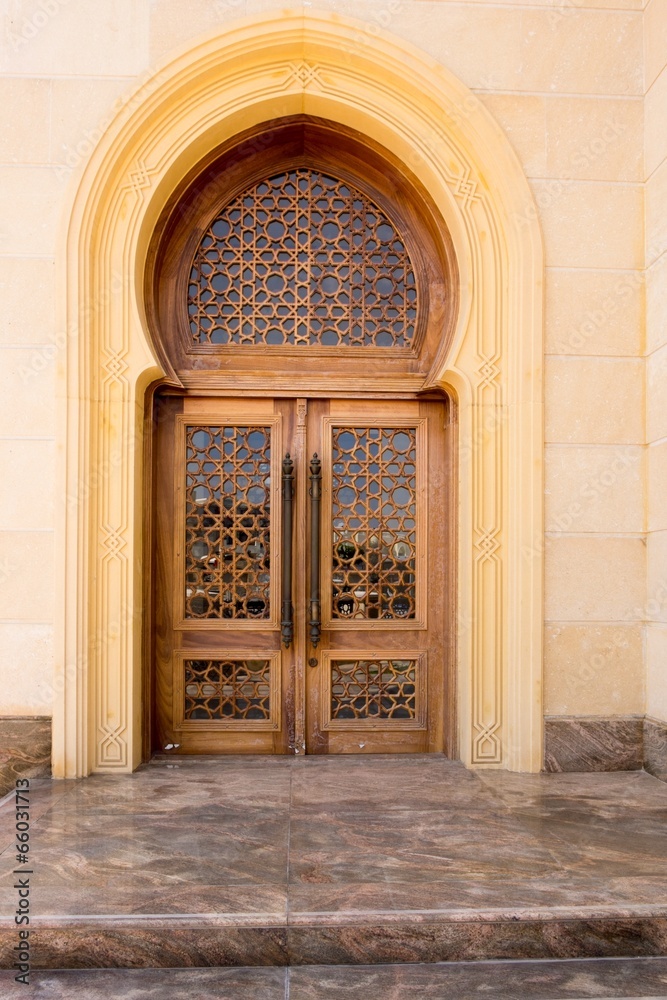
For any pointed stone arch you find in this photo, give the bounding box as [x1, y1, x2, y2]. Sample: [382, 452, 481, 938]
[54, 12, 543, 776]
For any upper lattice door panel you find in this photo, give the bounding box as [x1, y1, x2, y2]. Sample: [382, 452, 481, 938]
[187, 170, 418, 349]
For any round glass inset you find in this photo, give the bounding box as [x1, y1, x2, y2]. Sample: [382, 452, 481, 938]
[246, 598, 266, 616]
[392, 541, 411, 562]
[321, 275, 339, 294]
[192, 430, 211, 450]
[247, 540, 266, 560]
[391, 596, 410, 618]
[391, 487, 411, 508]
[247, 430, 267, 451]
[336, 596, 355, 616]
[191, 540, 209, 560]
[336, 540, 356, 561]
[192, 485, 210, 505]
[337, 486, 356, 507]
[391, 432, 413, 454]
[336, 431, 356, 452]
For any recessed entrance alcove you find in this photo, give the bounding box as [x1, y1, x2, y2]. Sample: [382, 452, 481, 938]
[145, 116, 457, 757]
[53, 12, 543, 777]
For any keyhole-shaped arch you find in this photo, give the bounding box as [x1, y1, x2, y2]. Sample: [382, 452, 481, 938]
[55, 12, 543, 777]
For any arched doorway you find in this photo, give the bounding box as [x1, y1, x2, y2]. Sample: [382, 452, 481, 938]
[145, 119, 457, 755]
[55, 12, 543, 777]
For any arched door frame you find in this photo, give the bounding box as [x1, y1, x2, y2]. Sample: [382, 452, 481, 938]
[54, 11, 544, 776]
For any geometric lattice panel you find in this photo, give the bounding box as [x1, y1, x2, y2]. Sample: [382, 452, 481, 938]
[184, 658, 271, 720]
[330, 658, 417, 720]
[330, 425, 417, 621]
[188, 169, 418, 349]
[184, 424, 271, 620]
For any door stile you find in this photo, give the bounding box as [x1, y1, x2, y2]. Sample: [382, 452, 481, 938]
[154, 393, 182, 752]
[304, 398, 329, 753]
[275, 398, 296, 754]
[422, 398, 447, 754]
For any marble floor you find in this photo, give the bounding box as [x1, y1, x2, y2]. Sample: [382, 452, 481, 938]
[0, 756, 666, 969]
[1, 957, 667, 998]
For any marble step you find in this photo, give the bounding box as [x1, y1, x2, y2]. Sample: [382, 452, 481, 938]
[2, 957, 667, 999]
[1, 903, 667, 969]
[2, 761, 667, 971]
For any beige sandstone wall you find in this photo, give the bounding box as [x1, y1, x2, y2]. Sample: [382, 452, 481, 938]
[0, 0, 653, 727]
[645, 0, 667, 724]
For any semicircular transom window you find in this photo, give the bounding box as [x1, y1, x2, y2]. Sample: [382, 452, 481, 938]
[188, 169, 418, 349]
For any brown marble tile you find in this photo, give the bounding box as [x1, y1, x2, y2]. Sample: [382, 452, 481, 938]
[0, 883, 287, 918]
[0, 967, 287, 999]
[147, 754, 293, 771]
[288, 957, 667, 998]
[0, 717, 51, 798]
[645, 717, 667, 784]
[288, 807, 561, 883]
[286, 916, 667, 966]
[3, 959, 667, 999]
[526, 818, 667, 879]
[0, 778, 77, 853]
[289, 754, 488, 811]
[35, 797, 289, 837]
[5, 912, 664, 972]
[0, 922, 289, 969]
[0, 756, 665, 970]
[0, 790, 291, 893]
[0, 849, 243, 895]
[477, 768, 667, 816]
[54, 762, 291, 815]
[473, 773, 667, 882]
[288, 875, 667, 919]
[544, 717, 644, 773]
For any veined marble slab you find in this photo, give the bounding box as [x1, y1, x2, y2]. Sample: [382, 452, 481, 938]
[0, 757, 665, 969]
[0, 717, 50, 797]
[1, 958, 667, 998]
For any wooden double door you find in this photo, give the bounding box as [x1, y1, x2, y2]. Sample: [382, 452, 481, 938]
[154, 394, 450, 754]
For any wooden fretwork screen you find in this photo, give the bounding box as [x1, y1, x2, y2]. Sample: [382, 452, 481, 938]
[187, 169, 418, 350]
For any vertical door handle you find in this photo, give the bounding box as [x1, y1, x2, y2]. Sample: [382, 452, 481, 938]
[281, 453, 294, 648]
[309, 453, 322, 647]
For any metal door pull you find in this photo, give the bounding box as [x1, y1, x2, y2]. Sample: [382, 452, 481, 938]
[281, 453, 294, 647]
[309, 453, 322, 647]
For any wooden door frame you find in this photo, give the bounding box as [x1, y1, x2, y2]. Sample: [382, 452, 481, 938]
[145, 388, 457, 758]
[54, 12, 544, 778]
